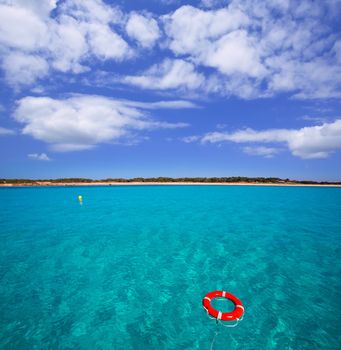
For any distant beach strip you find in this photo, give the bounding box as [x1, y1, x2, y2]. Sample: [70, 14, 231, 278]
[1, 177, 340, 187]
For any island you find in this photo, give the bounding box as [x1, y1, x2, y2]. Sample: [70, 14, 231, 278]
[0, 177, 340, 187]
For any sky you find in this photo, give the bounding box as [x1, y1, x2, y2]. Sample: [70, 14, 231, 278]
[0, 0, 341, 181]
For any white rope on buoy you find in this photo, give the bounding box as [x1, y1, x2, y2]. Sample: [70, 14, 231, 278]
[209, 322, 220, 350]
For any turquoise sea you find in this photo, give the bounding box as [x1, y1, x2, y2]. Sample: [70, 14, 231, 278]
[0, 185, 340, 349]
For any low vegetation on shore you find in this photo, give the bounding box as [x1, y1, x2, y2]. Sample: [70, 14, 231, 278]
[0, 177, 340, 185]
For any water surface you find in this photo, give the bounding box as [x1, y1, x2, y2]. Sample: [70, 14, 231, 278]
[0, 185, 340, 349]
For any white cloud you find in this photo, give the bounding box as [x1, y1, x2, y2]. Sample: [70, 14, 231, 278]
[0, 0, 340, 100]
[243, 146, 279, 158]
[0, 0, 132, 85]
[0, 126, 15, 135]
[28, 153, 50, 161]
[163, 5, 249, 56]
[49, 15, 89, 73]
[47, 1, 132, 73]
[201, 120, 341, 159]
[161, 4, 265, 88]
[60, 0, 122, 24]
[2, 52, 49, 87]
[267, 56, 341, 99]
[13, 95, 192, 152]
[59, 0, 132, 62]
[123, 59, 205, 91]
[163, 5, 263, 81]
[2, 0, 57, 19]
[126, 13, 160, 48]
[205, 30, 265, 78]
[0, 3, 48, 51]
[157, 1, 341, 99]
[87, 22, 132, 60]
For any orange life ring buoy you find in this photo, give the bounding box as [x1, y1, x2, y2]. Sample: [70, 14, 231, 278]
[202, 290, 244, 321]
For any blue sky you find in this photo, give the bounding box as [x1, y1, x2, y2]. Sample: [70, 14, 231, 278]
[0, 0, 341, 181]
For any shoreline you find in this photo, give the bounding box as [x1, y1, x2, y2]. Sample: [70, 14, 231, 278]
[1, 182, 340, 187]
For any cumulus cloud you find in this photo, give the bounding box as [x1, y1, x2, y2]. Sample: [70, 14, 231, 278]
[0, 0, 132, 86]
[162, 5, 265, 79]
[48, 16, 89, 73]
[28, 153, 50, 161]
[123, 59, 205, 91]
[2, 0, 58, 19]
[116, 1, 341, 99]
[2, 52, 49, 87]
[60, 0, 121, 23]
[163, 5, 249, 55]
[200, 120, 341, 159]
[53, 0, 132, 67]
[13, 95, 192, 152]
[0, 0, 340, 100]
[0, 2, 49, 51]
[87, 23, 131, 61]
[204, 30, 265, 78]
[126, 13, 160, 48]
[156, 1, 341, 99]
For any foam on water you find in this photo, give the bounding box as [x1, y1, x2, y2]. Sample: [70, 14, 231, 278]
[0, 185, 340, 349]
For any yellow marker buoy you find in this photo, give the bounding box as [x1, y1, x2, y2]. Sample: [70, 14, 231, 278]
[78, 195, 83, 204]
